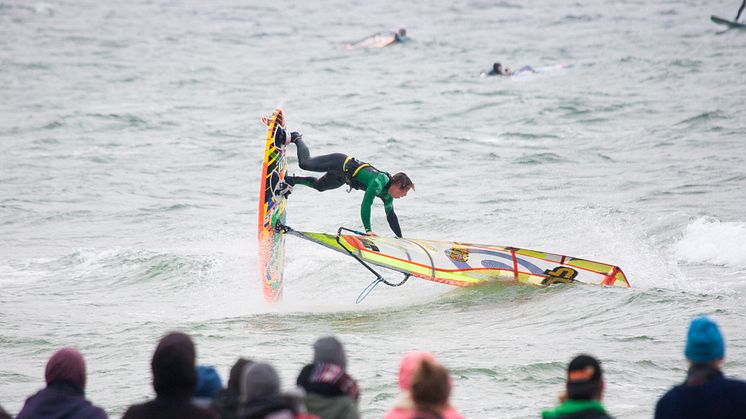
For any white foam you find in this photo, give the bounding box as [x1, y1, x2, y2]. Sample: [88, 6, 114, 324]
[674, 217, 746, 268]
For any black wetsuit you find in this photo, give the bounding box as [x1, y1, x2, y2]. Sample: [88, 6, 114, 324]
[287, 139, 402, 237]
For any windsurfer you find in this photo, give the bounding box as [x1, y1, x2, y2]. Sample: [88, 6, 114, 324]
[274, 127, 414, 238]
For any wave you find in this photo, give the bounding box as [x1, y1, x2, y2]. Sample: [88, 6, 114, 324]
[673, 217, 746, 268]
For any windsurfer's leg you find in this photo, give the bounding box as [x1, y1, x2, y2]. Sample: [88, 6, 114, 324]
[738, 0, 746, 21]
[312, 173, 346, 191]
[294, 138, 347, 172]
[286, 173, 344, 192]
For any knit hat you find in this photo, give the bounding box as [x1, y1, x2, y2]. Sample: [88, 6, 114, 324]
[566, 354, 603, 400]
[195, 365, 223, 398]
[313, 336, 347, 371]
[152, 332, 197, 397]
[685, 316, 725, 363]
[398, 351, 436, 390]
[45, 348, 87, 390]
[240, 362, 281, 404]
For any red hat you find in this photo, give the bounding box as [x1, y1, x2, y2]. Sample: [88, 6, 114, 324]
[45, 348, 86, 390]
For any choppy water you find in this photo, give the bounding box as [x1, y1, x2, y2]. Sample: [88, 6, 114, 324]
[2, 0, 746, 417]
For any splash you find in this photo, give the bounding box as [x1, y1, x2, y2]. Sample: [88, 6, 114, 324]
[673, 217, 746, 268]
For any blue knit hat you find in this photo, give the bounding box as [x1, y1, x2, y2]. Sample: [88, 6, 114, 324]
[685, 316, 725, 363]
[194, 365, 223, 399]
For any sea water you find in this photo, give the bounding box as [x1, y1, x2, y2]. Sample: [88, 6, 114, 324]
[1, 0, 745, 417]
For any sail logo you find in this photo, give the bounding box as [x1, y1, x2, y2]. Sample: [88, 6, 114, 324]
[445, 247, 469, 263]
[542, 266, 578, 285]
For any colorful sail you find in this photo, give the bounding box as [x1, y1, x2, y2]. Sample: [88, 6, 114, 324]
[285, 228, 631, 288]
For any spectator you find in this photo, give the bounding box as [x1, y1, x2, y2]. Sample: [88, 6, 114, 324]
[16, 347, 108, 419]
[121, 332, 217, 419]
[239, 362, 300, 419]
[410, 359, 452, 419]
[213, 358, 253, 419]
[296, 336, 360, 419]
[384, 351, 463, 419]
[193, 365, 223, 410]
[541, 354, 612, 419]
[655, 315, 746, 419]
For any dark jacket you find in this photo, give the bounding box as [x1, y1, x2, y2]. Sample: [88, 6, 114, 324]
[212, 388, 242, 419]
[297, 363, 360, 419]
[655, 366, 746, 419]
[121, 395, 217, 419]
[541, 399, 613, 419]
[242, 394, 298, 419]
[16, 380, 108, 419]
[122, 332, 217, 419]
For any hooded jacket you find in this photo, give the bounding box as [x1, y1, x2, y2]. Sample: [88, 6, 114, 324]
[17, 348, 108, 419]
[297, 336, 360, 419]
[122, 332, 217, 419]
[240, 363, 300, 419]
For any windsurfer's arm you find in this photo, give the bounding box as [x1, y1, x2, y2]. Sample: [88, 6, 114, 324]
[383, 196, 402, 238]
[360, 186, 377, 233]
[386, 210, 402, 238]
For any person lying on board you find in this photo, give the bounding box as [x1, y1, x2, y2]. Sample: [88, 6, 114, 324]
[483, 62, 536, 76]
[273, 126, 414, 238]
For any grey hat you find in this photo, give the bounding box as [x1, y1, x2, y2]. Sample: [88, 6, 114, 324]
[239, 362, 281, 404]
[313, 336, 347, 371]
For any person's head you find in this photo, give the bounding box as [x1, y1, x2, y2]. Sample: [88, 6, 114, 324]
[398, 351, 436, 390]
[45, 347, 87, 391]
[398, 28, 407, 37]
[565, 354, 604, 401]
[411, 358, 451, 413]
[685, 315, 725, 366]
[194, 365, 223, 400]
[152, 331, 197, 397]
[493, 62, 502, 73]
[228, 358, 253, 394]
[389, 172, 414, 199]
[313, 336, 347, 371]
[239, 362, 281, 405]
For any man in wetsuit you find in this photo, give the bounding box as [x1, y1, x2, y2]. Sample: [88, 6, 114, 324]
[274, 127, 414, 238]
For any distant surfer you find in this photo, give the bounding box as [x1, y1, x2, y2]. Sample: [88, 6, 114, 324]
[482, 62, 536, 77]
[346, 28, 408, 49]
[274, 127, 414, 238]
[392, 28, 408, 43]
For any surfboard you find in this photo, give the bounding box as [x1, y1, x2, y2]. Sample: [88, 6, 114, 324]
[711, 15, 746, 29]
[258, 108, 288, 302]
[346, 31, 399, 49]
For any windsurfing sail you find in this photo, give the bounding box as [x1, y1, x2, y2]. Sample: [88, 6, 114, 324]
[280, 225, 631, 289]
